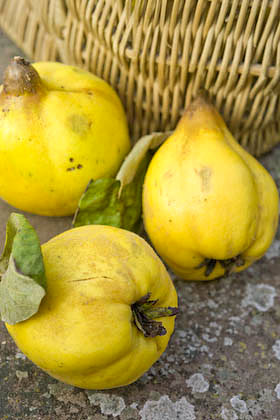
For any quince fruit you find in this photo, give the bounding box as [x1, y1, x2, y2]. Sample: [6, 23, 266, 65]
[143, 97, 279, 280]
[5, 224, 178, 389]
[0, 57, 130, 216]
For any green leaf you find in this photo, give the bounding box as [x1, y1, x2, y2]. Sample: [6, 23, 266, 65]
[73, 178, 122, 228]
[72, 131, 171, 232]
[0, 213, 46, 324]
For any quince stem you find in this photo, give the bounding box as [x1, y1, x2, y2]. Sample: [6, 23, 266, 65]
[3, 56, 43, 96]
[131, 292, 178, 338]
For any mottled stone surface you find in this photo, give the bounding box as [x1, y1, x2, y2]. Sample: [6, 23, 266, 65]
[0, 29, 280, 420]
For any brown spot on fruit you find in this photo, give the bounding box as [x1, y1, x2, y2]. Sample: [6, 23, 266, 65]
[195, 166, 212, 192]
[163, 169, 174, 179]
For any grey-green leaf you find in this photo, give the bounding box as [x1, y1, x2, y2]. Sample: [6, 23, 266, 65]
[0, 213, 46, 324]
[0, 257, 46, 324]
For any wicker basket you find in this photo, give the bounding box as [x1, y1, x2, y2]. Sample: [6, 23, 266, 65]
[0, 0, 279, 156]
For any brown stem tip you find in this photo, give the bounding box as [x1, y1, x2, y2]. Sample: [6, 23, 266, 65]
[132, 292, 179, 338]
[195, 255, 245, 277]
[3, 56, 42, 96]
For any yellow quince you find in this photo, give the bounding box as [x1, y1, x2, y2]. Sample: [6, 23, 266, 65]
[6, 225, 178, 389]
[143, 97, 279, 280]
[0, 57, 130, 216]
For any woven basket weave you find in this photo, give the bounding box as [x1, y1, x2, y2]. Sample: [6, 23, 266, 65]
[0, 0, 279, 156]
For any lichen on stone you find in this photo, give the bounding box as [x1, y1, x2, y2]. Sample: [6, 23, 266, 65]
[224, 337, 233, 346]
[87, 393, 126, 417]
[242, 284, 276, 312]
[230, 395, 247, 413]
[186, 373, 209, 393]
[272, 340, 280, 360]
[221, 406, 238, 420]
[275, 384, 280, 399]
[139, 395, 196, 420]
[15, 370, 28, 380]
[15, 351, 26, 360]
[265, 240, 280, 260]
